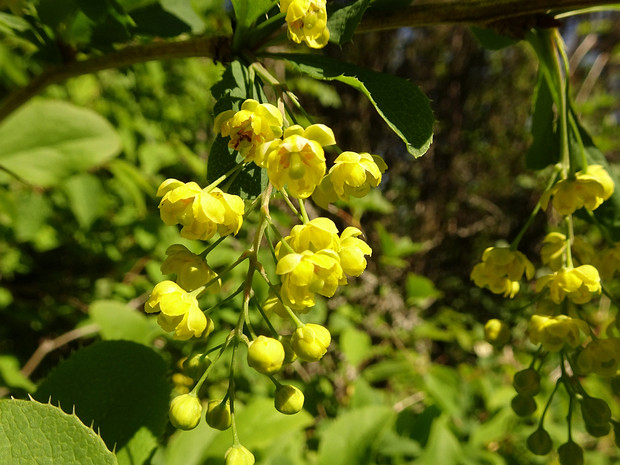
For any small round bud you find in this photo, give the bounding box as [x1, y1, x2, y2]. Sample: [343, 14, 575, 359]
[206, 399, 232, 430]
[585, 421, 610, 437]
[225, 444, 255, 465]
[513, 368, 541, 397]
[581, 396, 612, 427]
[183, 353, 212, 379]
[291, 324, 331, 362]
[275, 384, 305, 415]
[484, 319, 510, 346]
[169, 394, 202, 430]
[247, 336, 285, 374]
[558, 441, 584, 465]
[511, 394, 537, 417]
[526, 428, 552, 455]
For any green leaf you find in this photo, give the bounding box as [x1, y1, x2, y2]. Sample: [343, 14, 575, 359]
[63, 173, 106, 230]
[276, 53, 433, 157]
[327, 0, 371, 45]
[340, 327, 372, 366]
[317, 405, 395, 465]
[89, 300, 165, 345]
[0, 100, 122, 188]
[526, 70, 559, 169]
[160, 0, 205, 33]
[0, 12, 32, 33]
[470, 26, 518, 50]
[130, 2, 191, 36]
[0, 399, 117, 465]
[231, 0, 273, 28]
[34, 341, 170, 458]
[417, 414, 462, 465]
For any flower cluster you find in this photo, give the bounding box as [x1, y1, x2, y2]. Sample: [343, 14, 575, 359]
[274, 217, 371, 310]
[280, 0, 330, 49]
[470, 247, 535, 298]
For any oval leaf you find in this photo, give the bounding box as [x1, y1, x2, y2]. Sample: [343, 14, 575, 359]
[0, 399, 117, 465]
[0, 99, 121, 187]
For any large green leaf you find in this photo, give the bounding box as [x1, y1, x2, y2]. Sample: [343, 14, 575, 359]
[0, 399, 117, 465]
[34, 341, 170, 463]
[327, 0, 371, 45]
[317, 405, 394, 465]
[0, 100, 122, 187]
[275, 53, 434, 157]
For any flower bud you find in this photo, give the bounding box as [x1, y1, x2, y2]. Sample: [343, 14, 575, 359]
[558, 441, 584, 465]
[526, 428, 552, 455]
[274, 384, 304, 415]
[291, 324, 331, 362]
[183, 353, 212, 379]
[585, 421, 610, 438]
[206, 399, 232, 430]
[247, 336, 285, 374]
[225, 444, 255, 465]
[169, 394, 202, 430]
[581, 396, 612, 427]
[484, 319, 510, 347]
[511, 394, 537, 417]
[512, 368, 541, 397]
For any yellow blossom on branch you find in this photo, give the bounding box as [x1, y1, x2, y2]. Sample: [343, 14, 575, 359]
[214, 99, 283, 164]
[528, 314, 588, 352]
[536, 265, 601, 304]
[470, 247, 535, 298]
[338, 227, 372, 276]
[280, 0, 330, 49]
[144, 280, 213, 340]
[541, 164, 614, 216]
[540, 232, 567, 271]
[161, 244, 221, 292]
[263, 124, 335, 199]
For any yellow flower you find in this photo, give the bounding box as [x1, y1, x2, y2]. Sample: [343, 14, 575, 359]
[528, 314, 588, 351]
[541, 164, 614, 216]
[338, 227, 372, 277]
[536, 265, 601, 304]
[470, 247, 535, 298]
[145, 280, 213, 340]
[291, 323, 331, 361]
[264, 124, 335, 199]
[157, 179, 245, 241]
[280, 0, 329, 49]
[540, 232, 567, 271]
[276, 249, 344, 310]
[214, 99, 283, 164]
[161, 244, 221, 292]
[330, 152, 387, 200]
[276, 217, 341, 256]
[576, 338, 620, 377]
[247, 336, 285, 374]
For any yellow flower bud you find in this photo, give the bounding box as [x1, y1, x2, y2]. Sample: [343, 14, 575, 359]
[291, 323, 331, 362]
[540, 232, 567, 271]
[536, 265, 601, 304]
[169, 394, 202, 430]
[225, 444, 255, 465]
[338, 227, 372, 277]
[470, 247, 534, 298]
[328, 152, 387, 202]
[206, 399, 232, 430]
[280, 0, 330, 49]
[484, 319, 510, 347]
[144, 281, 212, 340]
[274, 384, 305, 415]
[214, 99, 283, 164]
[247, 336, 285, 374]
[161, 244, 221, 292]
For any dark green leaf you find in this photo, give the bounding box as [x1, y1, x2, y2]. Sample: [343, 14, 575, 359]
[327, 0, 371, 45]
[0, 399, 117, 465]
[526, 70, 559, 169]
[34, 341, 170, 454]
[276, 53, 434, 157]
[470, 26, 518, 50]
[130, 2, 191, 36]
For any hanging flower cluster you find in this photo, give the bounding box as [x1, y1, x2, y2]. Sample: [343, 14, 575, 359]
[144, 93, 386, 463]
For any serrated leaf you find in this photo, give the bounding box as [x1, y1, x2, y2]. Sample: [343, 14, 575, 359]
[317, 405, 394, 465]
[89, 300, 165, 345]
[0, 100, 122, 187]
[327, 0, 371, 45]
[0, 399, 117, 465]
[34, 341, 170, 457]
[276, 53, 433, 157]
